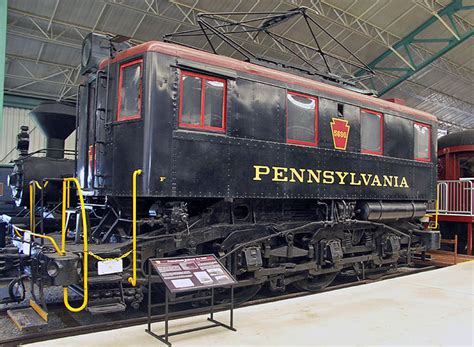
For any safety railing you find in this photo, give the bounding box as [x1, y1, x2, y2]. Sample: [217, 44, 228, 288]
[61, 178, 89, 313]
[429, 180, 474, 216]
[22, 170, 141, 313]
[12, 225, 63, 255]
[60, 169, 141, 312]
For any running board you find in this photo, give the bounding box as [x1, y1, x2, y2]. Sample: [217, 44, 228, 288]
[7, 306, 48, 332]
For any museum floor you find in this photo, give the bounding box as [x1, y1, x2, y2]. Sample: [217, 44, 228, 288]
[28, 261, 474, 346]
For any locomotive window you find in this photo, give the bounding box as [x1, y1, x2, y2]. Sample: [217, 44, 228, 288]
[204, 80, 225, 128]
[414, 123, 431, 161]
[337, 103, 344, 117]
[361, 109, 383, 155]
[459, 156, 474, 178]
[117, 59, 143, 121]
[179, 70, 226, 132]
[181, 75, 201, 125]
[286, 92, 318, 146]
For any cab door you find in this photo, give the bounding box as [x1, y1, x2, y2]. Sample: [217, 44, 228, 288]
[86, 79, 97, 189]
[77, 79, 96, 190]
[79, 73, 109, 191]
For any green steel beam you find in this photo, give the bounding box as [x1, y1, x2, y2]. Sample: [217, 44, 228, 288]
[3, 94, 47, 109]
[356, 0, 473, 96]
[0, 0, 7, 135]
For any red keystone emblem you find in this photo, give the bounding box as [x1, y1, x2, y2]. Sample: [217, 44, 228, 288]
[330, 118, 350, 150]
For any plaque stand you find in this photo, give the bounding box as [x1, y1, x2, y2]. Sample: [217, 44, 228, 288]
[145, 268, 236, 346]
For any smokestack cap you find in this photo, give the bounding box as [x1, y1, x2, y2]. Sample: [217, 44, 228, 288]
[29, 102, 76, 140]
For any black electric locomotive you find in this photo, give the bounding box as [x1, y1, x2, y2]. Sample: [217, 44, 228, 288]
[8, 33, 440, 314]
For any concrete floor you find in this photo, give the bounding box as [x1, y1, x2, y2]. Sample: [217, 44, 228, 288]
[29, 262, 474, 346]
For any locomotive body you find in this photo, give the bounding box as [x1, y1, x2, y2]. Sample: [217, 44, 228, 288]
[8, 35, 440, 313]
[78, 42, 437, 202]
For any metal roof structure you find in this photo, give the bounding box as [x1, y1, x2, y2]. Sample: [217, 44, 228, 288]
[4, 0, 474, 132]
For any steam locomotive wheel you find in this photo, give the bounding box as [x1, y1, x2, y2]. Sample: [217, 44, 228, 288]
[292, 271, 339, 292]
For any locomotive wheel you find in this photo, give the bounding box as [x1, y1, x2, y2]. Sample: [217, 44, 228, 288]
[364, 265, 396, 280]
[291, 228, 343, 292]
[292, 271, 339, 292]
[214, 283, 262, 305]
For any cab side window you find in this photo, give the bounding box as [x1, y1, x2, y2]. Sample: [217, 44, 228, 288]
[117, 59, 143, 121]
[360, 109, 383, 155]
[286, 91, 318, 146]
[414, 122, 431, 161]
[179, 70, 226, 132]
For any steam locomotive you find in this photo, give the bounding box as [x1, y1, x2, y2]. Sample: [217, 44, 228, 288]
[0, 103, 76, 279]
[3, 33, 440, 314]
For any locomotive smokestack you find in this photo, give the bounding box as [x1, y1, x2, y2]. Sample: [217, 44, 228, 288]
[29, 102, 76, 159]
[45, 138, 66, 159]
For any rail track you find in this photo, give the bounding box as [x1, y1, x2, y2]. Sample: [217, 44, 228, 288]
[0, 265, 436, 346]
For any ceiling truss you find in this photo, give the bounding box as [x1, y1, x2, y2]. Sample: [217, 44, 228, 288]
[4, 0, 474, 132]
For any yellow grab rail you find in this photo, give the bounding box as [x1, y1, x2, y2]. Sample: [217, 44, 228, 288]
[29, 183, 35, 233]
[128, 169, 142, 287]
[12, 225, 63, 255]
[429, 185, 440, 230]
[61, 178, 89, 313]
[29, 180, 49, 233]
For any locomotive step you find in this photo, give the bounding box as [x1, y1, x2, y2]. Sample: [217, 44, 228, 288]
[7, 307, 48, 331]
[86, 302, 126, 315]
[88, 274, 123, 285]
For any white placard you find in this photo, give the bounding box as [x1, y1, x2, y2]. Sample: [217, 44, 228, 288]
[194, 271, 213, 284]
[98, 259, 123, 275]
[22, 230, 31, 255]
[171, 278, 194, 288]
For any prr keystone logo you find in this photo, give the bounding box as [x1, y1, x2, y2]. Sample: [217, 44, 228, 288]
[330, 118, 350, 150]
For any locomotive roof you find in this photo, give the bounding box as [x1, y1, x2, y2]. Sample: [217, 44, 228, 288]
[438, 130, 474, 150]
[101, 41, 437, 124]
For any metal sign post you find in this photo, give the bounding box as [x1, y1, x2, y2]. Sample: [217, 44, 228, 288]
[146, 255, 238, 346]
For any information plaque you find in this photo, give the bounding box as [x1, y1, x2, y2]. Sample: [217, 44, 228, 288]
[146, 255, 237, 346]
[150, 255, 237, 293]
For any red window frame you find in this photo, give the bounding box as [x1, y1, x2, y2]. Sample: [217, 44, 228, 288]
[178, 70, 227, 133]
[286, 91, 318, 147]
[414, 122, 432, 162]
[360, 108, 384, 156]
[117, 58, 143, 121]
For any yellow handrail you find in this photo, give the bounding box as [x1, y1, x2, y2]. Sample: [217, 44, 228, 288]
[62, 178, 89, 313]
[429, 184, 440, 230]
[128, 169, 142, 287]
[12, 225, 63, 255]
[61, 180, 67, 253]
[28, 180, 49, 233]
[29, 183, 35, 233]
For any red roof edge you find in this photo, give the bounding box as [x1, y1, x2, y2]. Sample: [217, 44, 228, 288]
[100, 41, 438, 124]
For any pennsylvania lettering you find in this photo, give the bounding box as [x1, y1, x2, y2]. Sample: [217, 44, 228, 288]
[253, 165, 409, 188]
